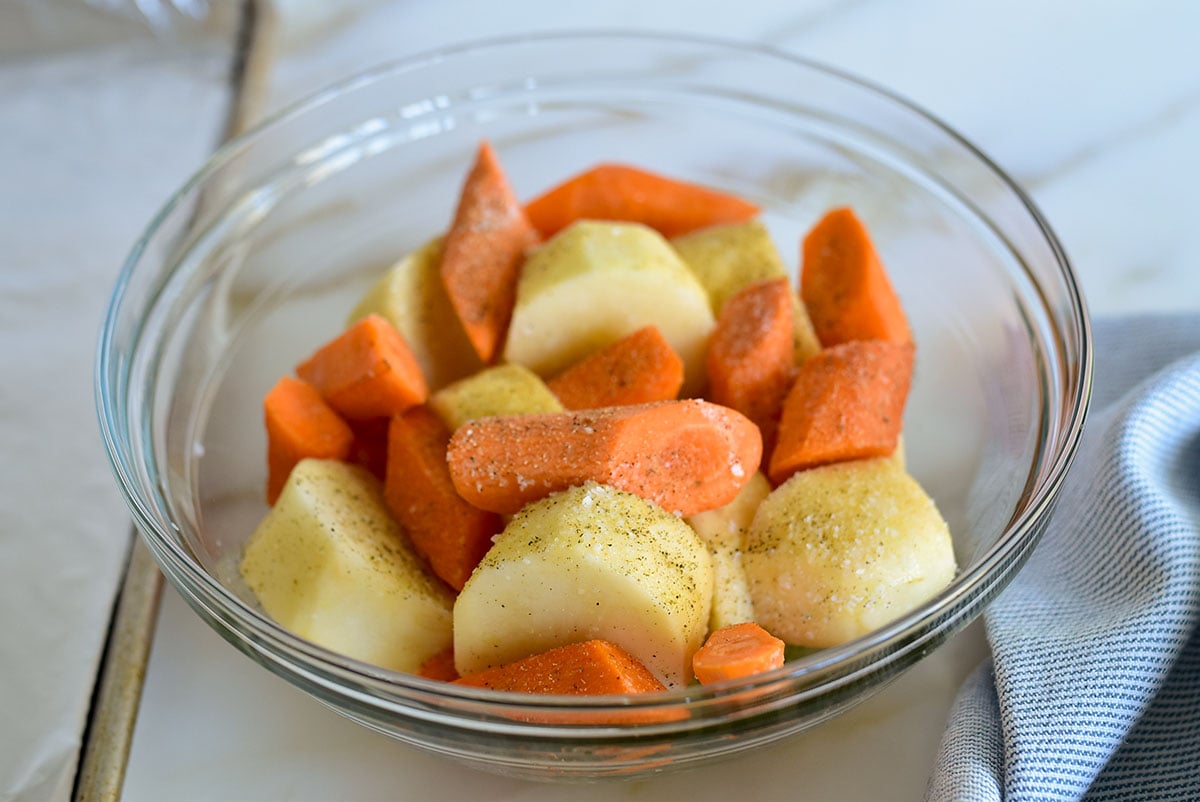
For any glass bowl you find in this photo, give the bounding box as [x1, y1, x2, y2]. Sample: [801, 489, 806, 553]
[96, 32, 1091, 780]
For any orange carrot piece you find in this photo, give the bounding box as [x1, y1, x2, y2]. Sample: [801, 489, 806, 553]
[263, 376, 354, 504]
[692, 622, 785, 685]
[346, 417, 390, 481]
[524, 163, 759, 239]
[453, 639, 666, 695]
[706, 278, 797, 459]
[418, 647, 460, 682]
[447, 399, 761, 517]
[546, 325, 684, 410]
[440, 141, 541, 363]
[800, 207, 912, 347]
[295, 314, 428, 421]
[384, 405, 502, 591]
[768, 339, 915, 484]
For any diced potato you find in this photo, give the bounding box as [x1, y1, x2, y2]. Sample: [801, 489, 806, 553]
[672, 220, 787, 314]
[453, 481, 713, 686]
[240, 459, 454, 673]
[672, 220, 820, 362]
[348, 238, 483, 390]
[742, 458, 955, 648]
[429, 363, 563, 431]
[503, 221, 715, 396]
[686, 471, 771, 630]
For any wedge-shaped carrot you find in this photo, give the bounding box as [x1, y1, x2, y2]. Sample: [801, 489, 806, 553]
[524, 163, 759, 240]
[447, 399, 761, 517]
[263, 376, 354, 505]
[418, 646, 460, 682]
[768, 339, 915, 484]
[453, 639, 666, 695]
[546, 325, 684, 410]
[800, 207, 912, 347]
[440, 141, 541, 363]
[692, 622, 785, 685]
[706, 278, 796, 459]
[296, 314, 427, 421]
[384, 405, 502, 591]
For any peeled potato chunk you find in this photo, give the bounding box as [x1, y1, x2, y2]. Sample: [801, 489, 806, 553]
[429, 362, 563, 431]
[503, 221, 715, 396]
[453, 482, 713, 687]
[348, 238, 483, 390]
[686, 471, 771, 631]
[240, 459, 454, 673]
[742, 458, 956, 648]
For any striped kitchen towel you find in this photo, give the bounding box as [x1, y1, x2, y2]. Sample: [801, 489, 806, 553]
[927, 314, 1200, 802]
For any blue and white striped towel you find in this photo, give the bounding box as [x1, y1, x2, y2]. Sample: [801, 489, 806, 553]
[927, 314, 1200, 802]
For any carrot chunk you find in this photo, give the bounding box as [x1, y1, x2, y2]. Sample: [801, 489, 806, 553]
[524, 163, 759, 240]
[263, 376, 354, 504]
[546, 325, 684, 410]
[453, 639, 666, 695]
[447, 400, 761, 518]
[295, 314, 427, 421]
[706, 278, 797, 459]
[692, 622, 785, 685]
[800, 207, 912, 347]
[768, 339, 915, 484]
[440, 141, 541, 363]
[418, 646, 461, 682]
[384, 405, 502, 591]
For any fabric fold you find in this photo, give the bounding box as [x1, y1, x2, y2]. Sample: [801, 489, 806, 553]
[927, 314, 1200, 802]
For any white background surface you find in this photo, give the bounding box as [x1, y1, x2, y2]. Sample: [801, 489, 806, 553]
[2, 1, 1198, 800]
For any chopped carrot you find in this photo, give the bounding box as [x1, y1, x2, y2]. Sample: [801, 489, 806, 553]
[706, 278, 797, 460]
[800, 207, 912, 347]
[768, 339, 915, 484]
[346, 417, 390, 481]
[546, 325, 684, 410]
[263, 376, 354, 504]
[384, 405, 502, 591]
[446, 399, 761, 517]
[524, 163, 759, 240]
[295, 314, 427, 421]
[692, 622, 785, 685]
[418, 647, 460, 682]
[439, 141, 541, 363]
[453, 639, 666, 695]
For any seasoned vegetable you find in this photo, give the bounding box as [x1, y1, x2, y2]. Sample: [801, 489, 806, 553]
[241, 459, 454, 672]
[768, 339, 914, 484]
[439, 141, 541, 363]
[502, 220, 715, 395]
[524, 163, 758, 239]
[262, 376, 353, 505]
[547, 325, 684, 410]
[800, 206, 911, 347]
[452, 482, 713, 687]
[742, 457, 956, 648]
[295, 314, 427, 421]
[445, 400, 761, 518]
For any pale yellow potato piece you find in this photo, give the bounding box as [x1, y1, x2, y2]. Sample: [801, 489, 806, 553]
[503, 221, 715, 396]
[671, 220, 820, 362]
[742, 458, 956, 648]
[429, 363, 563, 431]
[453, 482, 713, 686]
[686, 471, 771, 630]
[348, 237, 483, 390]
[240, 459, 454, 673]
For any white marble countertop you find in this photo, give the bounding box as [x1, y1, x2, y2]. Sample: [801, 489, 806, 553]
[2, 1, 1198, 800]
